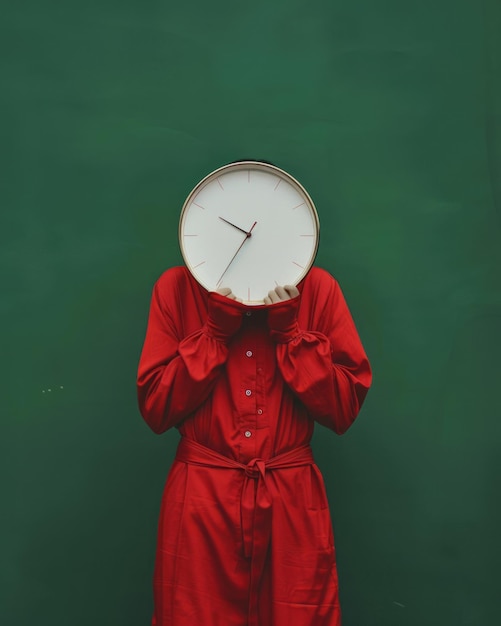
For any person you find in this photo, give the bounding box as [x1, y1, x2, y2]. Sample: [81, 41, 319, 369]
[137, 197, 372, 626]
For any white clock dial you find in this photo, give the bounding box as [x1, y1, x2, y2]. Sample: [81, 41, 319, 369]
[179, 161, 319, 305]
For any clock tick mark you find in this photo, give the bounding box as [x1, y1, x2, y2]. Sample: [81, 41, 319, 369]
[248, 170, 250, 183]
[217, 178, 224, 191]
[248, 287, 251, 301]
[300, 234, 314, 237]
[184, 234, 198, 237]
[193, 202, 206, 210]
[292, 261, 305, 269]
[192, 261, 206, 269]
[291, 202, 305, 210]
[274, 179, 282, 191]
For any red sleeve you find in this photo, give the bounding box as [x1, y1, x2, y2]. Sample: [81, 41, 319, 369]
[137, 274, 242, 434]
[268, 270, 372, 434]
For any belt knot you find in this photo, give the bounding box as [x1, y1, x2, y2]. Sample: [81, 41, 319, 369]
[245, 458, 266, 479]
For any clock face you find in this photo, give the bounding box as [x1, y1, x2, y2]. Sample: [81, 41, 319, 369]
[178, 161, 319, 305]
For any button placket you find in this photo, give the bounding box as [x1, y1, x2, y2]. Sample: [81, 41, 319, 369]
[236, 322, 260, 456]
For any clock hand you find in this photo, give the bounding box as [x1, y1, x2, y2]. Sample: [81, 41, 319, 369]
[215, 221, 257, 288]
[218, 216, 251, 236]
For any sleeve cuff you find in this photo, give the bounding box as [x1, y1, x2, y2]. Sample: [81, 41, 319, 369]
[267, 295, 301, 343]
[205, 291, 245, 342]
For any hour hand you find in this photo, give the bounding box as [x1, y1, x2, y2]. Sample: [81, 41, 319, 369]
[219, 216, 253, 237]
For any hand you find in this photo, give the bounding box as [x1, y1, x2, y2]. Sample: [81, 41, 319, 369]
[216, 287, 242, 303]
[264, 285, 299, 305]
[216, 221, 257, 287]
[219, 217, 252, 236]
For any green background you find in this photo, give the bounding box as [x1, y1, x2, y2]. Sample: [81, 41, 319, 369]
[2, 0, 500, 624]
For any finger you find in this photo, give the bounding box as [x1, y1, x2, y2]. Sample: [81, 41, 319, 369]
[264, 296, 272, 305]
[284, 284, 299, 298]
[216, 287, 232, 296]
[267, 289, 281, 304]
[274, 285, 289, 301]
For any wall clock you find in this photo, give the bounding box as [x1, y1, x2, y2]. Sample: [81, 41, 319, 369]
[178, 160, 319, 305]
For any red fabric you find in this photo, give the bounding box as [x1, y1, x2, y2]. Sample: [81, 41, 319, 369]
[137, 266, 372, 626]
[175, 437, 315, 626]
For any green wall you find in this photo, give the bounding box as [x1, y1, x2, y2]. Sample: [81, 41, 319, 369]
[2, 1, 500, 624]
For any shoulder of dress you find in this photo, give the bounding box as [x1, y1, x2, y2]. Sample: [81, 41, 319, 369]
[155, 266, 192, 290]
[153, 267, 208, 312]
[303, 266, 339, 290]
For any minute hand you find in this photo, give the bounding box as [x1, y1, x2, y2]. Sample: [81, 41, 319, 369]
[215, 221, 257, 287]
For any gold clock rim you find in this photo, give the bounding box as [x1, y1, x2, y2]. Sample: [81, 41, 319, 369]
[178, 161, 320, 302]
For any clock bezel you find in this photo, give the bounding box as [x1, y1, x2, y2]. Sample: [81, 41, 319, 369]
[178, 160, 320, 303]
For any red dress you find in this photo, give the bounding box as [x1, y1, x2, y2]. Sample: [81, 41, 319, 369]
[137, 266, 371, 626]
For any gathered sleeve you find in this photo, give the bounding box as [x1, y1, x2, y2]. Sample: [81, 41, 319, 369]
[137, 275, 242, 434]
[269, 270, 372, 434]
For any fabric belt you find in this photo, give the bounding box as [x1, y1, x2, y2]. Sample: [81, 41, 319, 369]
[175, 437, 315, 626]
